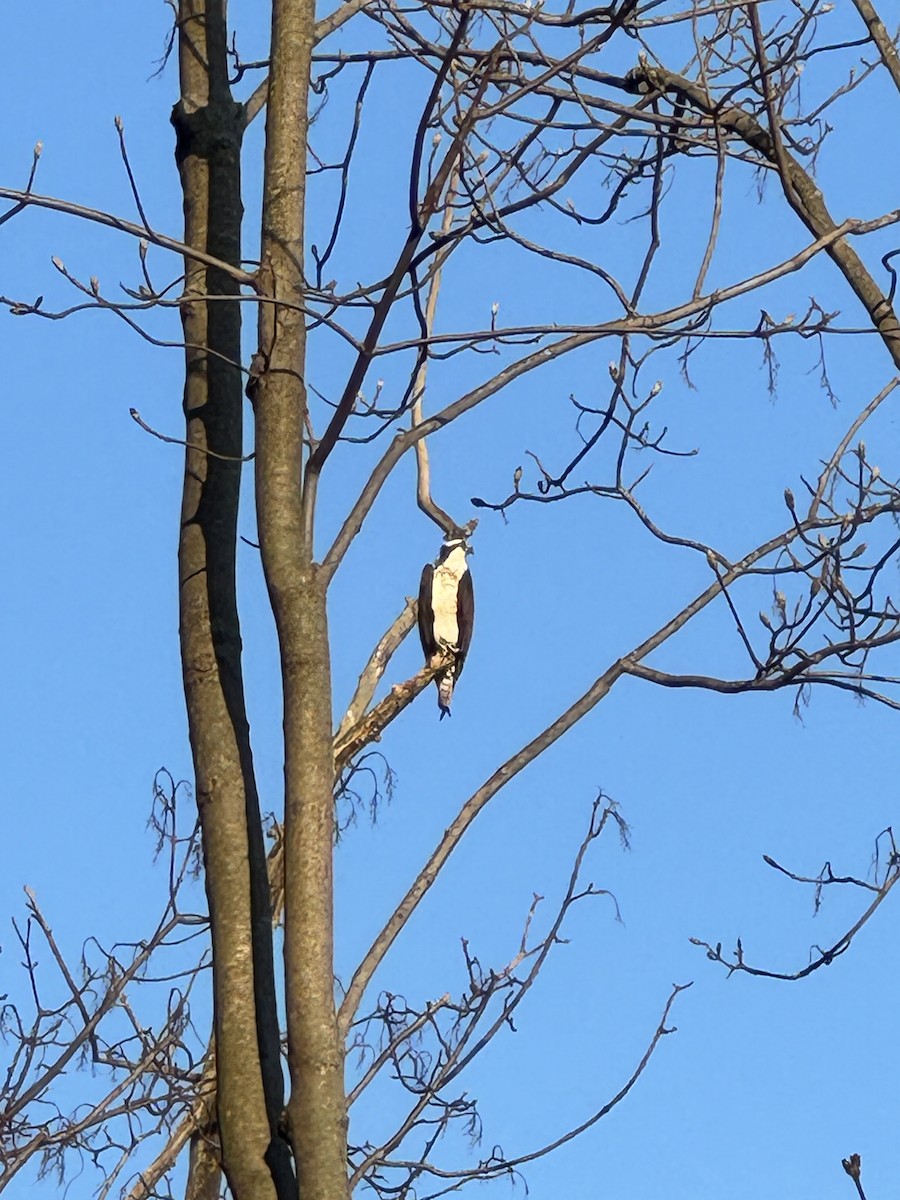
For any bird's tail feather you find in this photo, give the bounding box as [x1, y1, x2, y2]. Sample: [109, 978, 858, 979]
[437, 668, 455, 719]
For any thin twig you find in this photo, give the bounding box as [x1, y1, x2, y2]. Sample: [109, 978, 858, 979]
[129, 409, 255, 462]
[0, 187, 256, 287]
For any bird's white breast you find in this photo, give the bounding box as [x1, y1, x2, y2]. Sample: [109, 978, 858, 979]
[431, 548, 468, 649]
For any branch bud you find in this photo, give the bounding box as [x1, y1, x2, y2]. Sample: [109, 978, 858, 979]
[842, 1155, 861, 1182]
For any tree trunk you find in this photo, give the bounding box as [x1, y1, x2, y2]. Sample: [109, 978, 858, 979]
[174, 2, 294, 1196]
[251, 1, 350, 1197]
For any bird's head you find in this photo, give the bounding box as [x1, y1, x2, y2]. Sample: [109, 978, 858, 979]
[439, 535, 473, 563]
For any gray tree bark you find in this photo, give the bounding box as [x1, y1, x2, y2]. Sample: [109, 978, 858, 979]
[251, 1, 350, 1198]
[174, 2, 294, 1196]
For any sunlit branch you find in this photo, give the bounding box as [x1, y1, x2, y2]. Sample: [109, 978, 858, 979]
[334, 656, 451, 774]
[335, 598, 418, 742]
[850, 0, 900, 95]
[0, 187, 256, 286]
[807, 378, 900, 520]
[623, 59, 900, 368]
[130, 408, 255, 461]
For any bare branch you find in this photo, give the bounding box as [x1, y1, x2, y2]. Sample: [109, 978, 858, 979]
[850, 0, 900, 95]
[335, 598, 418, 742]
[843, 1153, 869, 1200]
[334, 655, 450, 774]
[692, 837, 900, 982]
[0, 187, 256, 287]
[411, 166, 466, 535]
[130, 408, 256, 462]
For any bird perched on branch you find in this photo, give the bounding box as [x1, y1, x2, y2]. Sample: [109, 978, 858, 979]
[418, 535, 475, 719]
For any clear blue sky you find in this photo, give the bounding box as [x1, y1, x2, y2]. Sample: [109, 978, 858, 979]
[2, 2, 898, 1198]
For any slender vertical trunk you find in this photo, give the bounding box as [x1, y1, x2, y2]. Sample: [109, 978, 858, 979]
[174, 2, 294, 1196]
[251, 1, 349, 1197]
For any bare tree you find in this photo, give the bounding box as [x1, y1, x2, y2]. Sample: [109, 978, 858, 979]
[2, 1, 900, 1198]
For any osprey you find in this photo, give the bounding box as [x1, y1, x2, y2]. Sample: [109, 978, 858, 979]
[418, 536, 475, 719]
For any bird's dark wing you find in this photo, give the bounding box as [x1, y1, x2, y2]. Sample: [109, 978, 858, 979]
[418, 564, 437, 658]
[455, 569, 475, 679]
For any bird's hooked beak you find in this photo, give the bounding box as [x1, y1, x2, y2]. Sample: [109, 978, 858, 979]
[465, 544, 475, 556]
